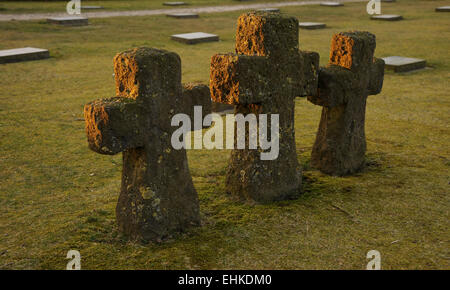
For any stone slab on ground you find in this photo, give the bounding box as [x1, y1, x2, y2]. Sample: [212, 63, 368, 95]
[47, 16, 88, 26]
[166, 13, 199, 18]
[171, 32, 219, 44]
[436, 6, 450, 12]
[320, 2, 344, 7]
[382, 56, 426, 72]
[81, 6, 104, 10]
[163, 2, 187, 6]
[257, 8, 280, 12]
[299, 22, 326, 29]
[371, 14, 403, 21]
[0, 47, 49, 64]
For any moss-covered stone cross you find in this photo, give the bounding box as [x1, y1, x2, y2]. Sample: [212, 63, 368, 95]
[210, 12, 319, 203]
[84, 47, 208, 242]
[307, 32, 385, 176]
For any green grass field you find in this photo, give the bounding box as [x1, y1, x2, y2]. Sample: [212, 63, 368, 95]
[0, 0, 449, 269]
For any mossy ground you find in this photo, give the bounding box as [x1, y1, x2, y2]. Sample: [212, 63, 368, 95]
[0, 0, 449, 269]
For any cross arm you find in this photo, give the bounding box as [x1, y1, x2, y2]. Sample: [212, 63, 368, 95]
[84, 97, 145, 155]
[210, 53, 272, 105]
[307, 65, 359, 108]
[368, 57, 385, 95]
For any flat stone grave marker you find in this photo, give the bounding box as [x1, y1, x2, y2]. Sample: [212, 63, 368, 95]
[299, 22, 326, 29]
[47, 16, 88, 26]
[381, 0, 396, 2]
[0, 47, 49, 64]
[171, 32, 219, 44]
[81, 6, 104, 10]
[257, 8, 280, 12]
[371, 14, 403, 21]
[320, 2, 343, 7]
[382, 56, 426, 72]
[166, 13, 199, 19]
[436, 6, 450, 12]
[163, 1, 187, 6]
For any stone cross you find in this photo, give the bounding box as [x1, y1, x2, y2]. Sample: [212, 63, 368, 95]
[307, 32, 384, 176]
[84, 47, 206, 242]
[210, 12, 319, 203]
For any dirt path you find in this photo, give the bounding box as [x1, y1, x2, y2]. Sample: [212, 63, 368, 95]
[0, 0, 366, 21]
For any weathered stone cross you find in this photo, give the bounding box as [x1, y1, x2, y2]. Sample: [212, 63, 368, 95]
[210, 12, 319, 203]
[307, 31, 385, 176]
[84, 47, 208, 242]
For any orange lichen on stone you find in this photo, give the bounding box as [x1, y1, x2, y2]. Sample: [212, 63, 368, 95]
[210, 54, 240, 105]
[329, 33, 355, 70]
[235, 14, 267, 56]
[235, 12, 299, 58]
[84, 99, 109, 152]
[114, 49, 140, 99]
[83, 97, 142, 155]
[328, 32, 376, 72]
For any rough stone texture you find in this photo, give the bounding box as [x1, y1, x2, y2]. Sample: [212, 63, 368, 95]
[182, 83, 212, 121]
[382, 56, 426, 72]
[0, 47, 49, 64]
[47, 17, 88, 26]
[210, 12, 319, 203]
[307, 31, 384, 176]
[84, 47, 200, 242]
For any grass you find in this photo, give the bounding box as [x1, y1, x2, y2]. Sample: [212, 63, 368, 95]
[0, 0, 449, 269]
[0, 0, 308, 14]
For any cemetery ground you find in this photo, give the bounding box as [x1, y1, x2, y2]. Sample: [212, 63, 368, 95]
[0, 0, 449, 269]
[1, 0, 310, 14]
